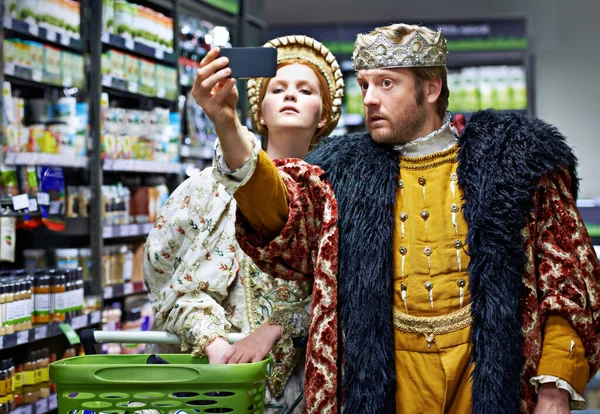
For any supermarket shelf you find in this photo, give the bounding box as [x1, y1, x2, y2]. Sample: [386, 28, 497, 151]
[102, 75, 178, 104]
[102, 32, 177, 66]
[103, 281, 147, 300]
[3, 153, 89, 168]
[180, 144, 213, 159]
[0, 311, 102, 351]
[3, 16, 83, 52]
[447, 50, 529, 69]
[11, 394, 58, 414]
[103, 158, 183, 173]
[4, 64, 82, 90]
[103, 223, 154, 239]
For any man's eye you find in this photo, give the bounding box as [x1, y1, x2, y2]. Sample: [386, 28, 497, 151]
[383, 80, 392, 87]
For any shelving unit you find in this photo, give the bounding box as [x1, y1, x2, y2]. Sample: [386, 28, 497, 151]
[1, 2, 266, 411]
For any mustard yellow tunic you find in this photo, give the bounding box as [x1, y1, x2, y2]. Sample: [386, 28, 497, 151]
[235, 148, 589, 413]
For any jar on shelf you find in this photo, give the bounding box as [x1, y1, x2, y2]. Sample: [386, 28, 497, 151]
[55, 248, 79, 269]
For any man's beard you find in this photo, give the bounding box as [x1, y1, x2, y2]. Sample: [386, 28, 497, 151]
[367, 99, 427, 145]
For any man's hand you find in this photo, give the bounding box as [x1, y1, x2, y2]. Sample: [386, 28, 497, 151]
[220, 323, 283, 364]
[191, 47, 239, 131]
[204, 337, 234, 364]
[533, 383, 570, 414]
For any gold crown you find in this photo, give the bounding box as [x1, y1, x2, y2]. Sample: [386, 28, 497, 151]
[352, 29, 448, 71]
[247, 35, 344, 138]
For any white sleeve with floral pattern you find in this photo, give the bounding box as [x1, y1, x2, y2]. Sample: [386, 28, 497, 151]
[144, 167, 243, 357]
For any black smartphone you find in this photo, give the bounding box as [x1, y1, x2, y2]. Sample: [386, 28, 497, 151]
[219, 47, 277, 79]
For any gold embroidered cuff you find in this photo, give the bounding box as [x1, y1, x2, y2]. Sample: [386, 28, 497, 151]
[179, 313, 230, 358]
[268, 306, 311, 341]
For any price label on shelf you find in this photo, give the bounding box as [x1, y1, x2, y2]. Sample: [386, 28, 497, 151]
[32, 70, 43, 82]
[49, 200, 61, 215]
[47, 30, 57, 42]
[102, 74, 113, 87]
[125, 37, 134, 50]
[155, 48, 165, 60]
[63, 76, 73, 87]
[28, 198, 38, 212]
[71, 315, 87, 330]
[90, 311, 102, 325]
[35, 326, 48, 340]
[22, 405, 33, 414]
[17, 330, 29, 345]
[36, 398, 48, 414]
[104, 286, 114, 299]
[128, 81, 139, 93]
[101, 32, 109, 43]
[60, 34, 70, 46]
[37, 192, 50, 205]
[157, 88, 166, 98]
[12, 194, 30, 210]
[48, 394, 58, 411]
[4, 16, 13, 29]
[5, 62, 15, 76]
[0, 336, 4, 349]
[28, 24, 39, 37]
[124, 283, 134, 295]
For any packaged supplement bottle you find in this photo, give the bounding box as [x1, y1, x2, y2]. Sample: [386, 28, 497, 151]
[33, 274, 51, 324]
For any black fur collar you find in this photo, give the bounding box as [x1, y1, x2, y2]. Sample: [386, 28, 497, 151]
[305, 109, 578, 413]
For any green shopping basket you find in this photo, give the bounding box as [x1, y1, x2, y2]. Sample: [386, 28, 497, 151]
[50, 330, 272, 414]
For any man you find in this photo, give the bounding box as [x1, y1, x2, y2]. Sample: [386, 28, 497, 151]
[193, 24, 600, 413]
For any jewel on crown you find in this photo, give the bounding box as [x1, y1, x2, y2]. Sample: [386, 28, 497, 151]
[352, 29, 448, 71]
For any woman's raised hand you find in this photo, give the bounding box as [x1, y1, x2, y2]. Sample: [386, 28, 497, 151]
[191, 47, 239, 129]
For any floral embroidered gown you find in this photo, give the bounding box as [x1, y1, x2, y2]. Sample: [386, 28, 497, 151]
[143, 164, 311, 406]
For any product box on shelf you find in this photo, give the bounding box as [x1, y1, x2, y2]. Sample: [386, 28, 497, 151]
[28, 41, 45, 72]
[110, 50, 127, 81]
[114, 0, 135, 38]
[139, 59, 157, 96]
[71, 54, 85, 89]
[103, 0, 115, 33]
[44, 46, 62, 77]
[125, 54, 141, 86]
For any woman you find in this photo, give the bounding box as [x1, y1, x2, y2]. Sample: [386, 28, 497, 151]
[143, 35, 344, 409]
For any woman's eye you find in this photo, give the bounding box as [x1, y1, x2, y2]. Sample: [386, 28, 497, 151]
[272, 88, 284, 94]
[300, 89, 312, 95]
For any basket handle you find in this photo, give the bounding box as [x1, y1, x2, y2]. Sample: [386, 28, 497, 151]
[81, 329, 246, 355]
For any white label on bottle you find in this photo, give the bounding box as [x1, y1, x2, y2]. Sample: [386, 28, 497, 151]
[54, 291, 67, 314]
[47, 30, 57, 42]
[35, 293, 50, 312]
[35, 325, 48, 340]
[17, 330, 29, 345]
